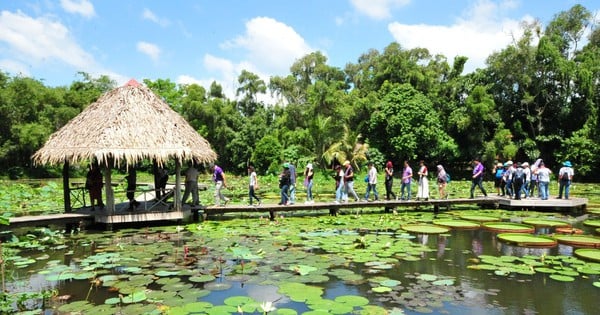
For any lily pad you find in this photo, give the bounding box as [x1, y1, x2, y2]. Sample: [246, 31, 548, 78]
[583, 219, 600, 228]
[459, 214, 501, 222]
[482, 222, 535, 233]
[554, 235, 600, 248]
[371, 286, 392, 293]
[549, 274, 575, 282]
[497, 233, 557, 247]
[431, 219, 480, 230]
[521, 219, 570, 228]
[334, 295, 369, 307]
[189, 274, 216, 283]
[574, 249, 600, 262]
[594, 282, 600, 288]
[555, 227, 584, 234]
[401, 224, 450, 234]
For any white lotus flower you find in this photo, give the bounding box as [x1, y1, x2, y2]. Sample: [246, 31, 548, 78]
[260, 301, 275, 313]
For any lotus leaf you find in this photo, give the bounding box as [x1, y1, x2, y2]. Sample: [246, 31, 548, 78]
[521, 219, 570, 227]
[334, 295, 370, 307]
[554, 235, 600, 248]
[401, 224, 450, 234]
[432, 219, 480, 229]
[223, 296, 255, 307]
[189, 274, 216, 282]
[183, 301, 213, 312]
[274, 308, 298, 315]
[57, 300, 94, 312]
[549, 274, 575, 282]
[574, 249, 600, 262]
[594, 282, 600, 288]
[380, 279, 401, 287]
[497, 233, 557, 247]
[121, 290, 147, 304]
[290, 264, 318, 275]
[535, 267, 557, 274]
[358, 305, 390, 314]
[583, 219, 600, 228]
[482, 222, 535, 233]
[459, 214, 501, 222]
[371, 286, 392, 293]
[155, 270, 180, 277]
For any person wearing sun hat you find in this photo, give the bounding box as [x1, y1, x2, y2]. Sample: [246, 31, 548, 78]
[558, 161, 574, 199]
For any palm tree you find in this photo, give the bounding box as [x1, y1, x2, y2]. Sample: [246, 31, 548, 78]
[322, 125, 369, 171]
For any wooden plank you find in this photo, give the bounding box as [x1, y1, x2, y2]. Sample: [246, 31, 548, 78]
[94, 211, 184, 224]
[204, 197, 499, 214]
[5, 213, 92, 229]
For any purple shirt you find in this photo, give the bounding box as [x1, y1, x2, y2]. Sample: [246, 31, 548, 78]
[213, 165, 224, 182]
[473, 163, 484, 177]
[403, 166, 412, 183]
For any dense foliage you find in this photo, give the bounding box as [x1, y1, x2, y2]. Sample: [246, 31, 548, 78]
[2, 5, 600, 179]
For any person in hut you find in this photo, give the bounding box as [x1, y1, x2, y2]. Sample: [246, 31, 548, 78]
[182, 162, 200, 206]
[125, 167, 140, 211]
[154, 165, 169, 200]
[85, 161, 104, 211]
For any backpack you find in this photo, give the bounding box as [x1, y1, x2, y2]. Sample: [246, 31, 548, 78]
[495, 169, 504, 179]
[446, 173, 451, 183]
[513, 168, 524, 182]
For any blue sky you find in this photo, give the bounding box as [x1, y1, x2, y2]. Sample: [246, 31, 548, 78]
[1, 0, 598, 100]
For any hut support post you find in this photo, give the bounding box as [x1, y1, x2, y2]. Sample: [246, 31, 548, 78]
[174, 160, 181, 212]
[63, 162, 71, 213]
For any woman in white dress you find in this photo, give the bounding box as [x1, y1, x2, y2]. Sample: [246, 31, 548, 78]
[417, 160, 429, 200]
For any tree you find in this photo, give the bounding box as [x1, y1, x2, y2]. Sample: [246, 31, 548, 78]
[236, 70, 266, 116]
[368, 83, 457, 162]
[323, 125, 369, 171]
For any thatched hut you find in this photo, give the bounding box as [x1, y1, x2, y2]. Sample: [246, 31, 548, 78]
[32, 79, 217, 215]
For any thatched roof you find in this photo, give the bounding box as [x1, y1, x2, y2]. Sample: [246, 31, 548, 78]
[32, 79, 217, 167]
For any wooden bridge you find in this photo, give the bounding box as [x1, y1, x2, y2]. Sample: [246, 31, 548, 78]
[2, 196, 588, 229]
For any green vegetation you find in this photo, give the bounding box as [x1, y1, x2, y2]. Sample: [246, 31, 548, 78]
[1, 5, 600, 181]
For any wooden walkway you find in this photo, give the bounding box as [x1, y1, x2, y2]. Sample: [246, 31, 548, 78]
[2, 196, 588, 229]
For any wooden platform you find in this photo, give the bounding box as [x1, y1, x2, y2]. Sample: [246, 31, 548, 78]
[4, 213, 92, 229]
[496, 196, 587, 212]
[2, 196, 588, 229]
[203, 197, 499, 220]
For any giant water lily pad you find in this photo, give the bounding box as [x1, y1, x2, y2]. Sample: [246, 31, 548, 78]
[482, 222, 535, 233]
[497, 233, 557, 247]
[554, 235, 600, 248]
[459, 214, 501, 222]
[521, 219, 570, 228]
[401, 224, 450, 234]
[431, 219, 480, 230]
[574, 249, 600, 262]
[583, 219, 600, 228]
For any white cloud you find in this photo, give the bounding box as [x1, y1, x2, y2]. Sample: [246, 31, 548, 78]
[0, 10, 96, 70]
[0, 10, 124, 85]
[60, 0, 95, 18]
[221, 17, 314, 75]
[350, 0, 411, 20]
[0, 59, 30, 76]
[136, 41, 161, 62]
[388, 0, 530, 72]
[142, 8, 170, 27]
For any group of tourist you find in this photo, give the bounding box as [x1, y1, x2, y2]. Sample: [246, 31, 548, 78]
[86, 157, 576, 209]
[492, 159, 574, 200]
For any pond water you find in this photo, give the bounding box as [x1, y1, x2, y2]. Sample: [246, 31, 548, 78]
[3, 208, 600, 315]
